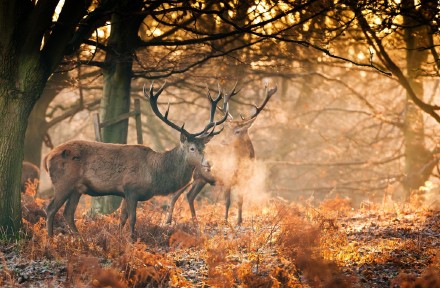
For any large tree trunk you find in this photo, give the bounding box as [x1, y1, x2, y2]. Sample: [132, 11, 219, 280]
[92, 0, 144, 214]
[0, 91, 35, 236]
[401, 0, 433, 198]
[0, 11, 45, 236]
[0, 49, 47, 235]
[0, 0, 93, 237]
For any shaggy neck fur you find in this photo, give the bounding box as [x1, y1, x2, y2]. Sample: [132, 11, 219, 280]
[151, 146, 197, 195]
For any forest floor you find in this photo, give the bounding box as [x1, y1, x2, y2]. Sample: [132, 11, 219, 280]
[1, 190, 439, 287]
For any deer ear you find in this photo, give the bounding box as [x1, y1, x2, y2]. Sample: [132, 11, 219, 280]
[180, 132, 187, 143]
[203, 135, 214, 144]
[243, 118, 256, 129]
[236, 118, 255, 132]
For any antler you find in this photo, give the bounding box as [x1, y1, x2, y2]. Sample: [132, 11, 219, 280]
[249, 85, 277, 120]
[144, 82, 191, 137]
[215, 82, 241, 120]
[232, 84, 277, 123]
[193, 83, 241, 137]
[143, 82, 230, 139]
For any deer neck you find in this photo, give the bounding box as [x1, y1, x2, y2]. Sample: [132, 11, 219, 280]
[158, 147, 196, 188]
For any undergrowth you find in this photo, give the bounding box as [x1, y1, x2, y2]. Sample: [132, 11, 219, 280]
[0, 186, 439, 287]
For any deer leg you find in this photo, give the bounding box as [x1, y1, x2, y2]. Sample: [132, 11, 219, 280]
[186, 179, 208, 220]
[224, 187, 232, 223]
[119, 199, 128, 229]
[46, 188, 72, 237]
[63, 192, 81, 234]
[237, 192, 243, 226]
[125, 197, 138, 240]
[166, 188, 185, 225]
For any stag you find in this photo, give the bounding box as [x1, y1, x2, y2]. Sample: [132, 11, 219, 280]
[166, 85, 277, 225]
[45, 83, 231, 238]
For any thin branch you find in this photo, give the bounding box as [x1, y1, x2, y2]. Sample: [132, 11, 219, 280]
[133, 38, 266, 79]
[47, 99, 100, 128]
[353, 6, 440, 124]
[268, 154, 404, 168]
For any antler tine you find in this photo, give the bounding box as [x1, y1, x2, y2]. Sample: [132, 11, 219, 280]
[143, 83, 150, 100]
[149, 81, 167, 100]
[217, 83, 222, 99]
[193, 84, 231, 138]
[248, 84, 277, 120]
[143, 82, 190, 136]
[209, 124, 225, 136]
[197, 123, 225, 138]
[193, 102, 229, 137]
[207, 85, 224, 123]
[225, 81, 240, 103]
[164, 102, 170, 119]
[217, 82, 241, 120]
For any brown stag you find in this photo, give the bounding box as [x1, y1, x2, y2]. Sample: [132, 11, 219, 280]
[166, 85, 277, 225]
[44, 83, 232, 238]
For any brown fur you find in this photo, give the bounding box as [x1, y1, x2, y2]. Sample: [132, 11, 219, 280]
[43, 82, 229, 238]
[166, 119, 256, 225]
[21, 161, 40, 193]
[166, 85, 277, 225]
[45, 136, 211, 238]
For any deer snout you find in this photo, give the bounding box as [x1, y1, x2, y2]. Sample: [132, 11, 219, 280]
[201, 158, 212, 172]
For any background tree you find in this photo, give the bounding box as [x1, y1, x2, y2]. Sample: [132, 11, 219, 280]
[348, 0, 440, 198]
[91, 0, 147, 214]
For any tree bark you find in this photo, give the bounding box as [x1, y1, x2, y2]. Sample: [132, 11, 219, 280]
[0, 51, 47, 235]
[401, 0, 433, 197]
[0, 92, 35, 236]
[0, 0, 93, 237]
[0, 2, 46, 235]
[92, 0, 144, 214]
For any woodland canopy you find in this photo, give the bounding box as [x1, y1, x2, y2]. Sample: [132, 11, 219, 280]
[0, 0, 438, 243]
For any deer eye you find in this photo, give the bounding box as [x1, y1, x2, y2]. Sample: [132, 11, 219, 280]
[190, 147, 196, 152]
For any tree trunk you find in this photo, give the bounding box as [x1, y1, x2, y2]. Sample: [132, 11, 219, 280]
[0, 0, 93, 238]
[0, 20, 45, 236]
[0, 96, 34, 236]
[92, 0, 144, 214]
[0, 51, 45, 236]
[403, 102, 433, 194]
[24, 72, 70, 166]
[401, 0, 433, 198]
[24, 101, 49, 167]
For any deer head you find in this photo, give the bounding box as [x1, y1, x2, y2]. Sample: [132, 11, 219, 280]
[222, 85, 278, 154]
[144, 82, 231, 167]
